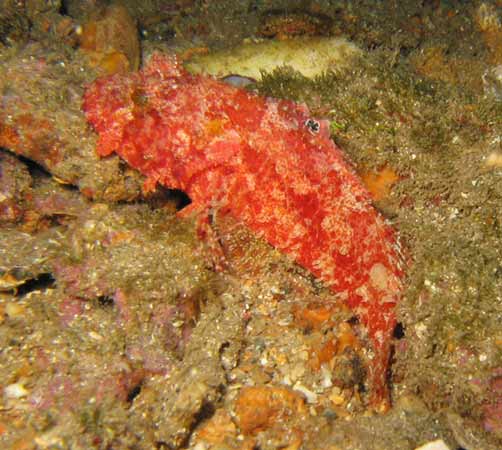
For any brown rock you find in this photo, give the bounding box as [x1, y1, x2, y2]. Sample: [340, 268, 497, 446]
[0, 151, 32, 224]
[79, 4, 140, 74]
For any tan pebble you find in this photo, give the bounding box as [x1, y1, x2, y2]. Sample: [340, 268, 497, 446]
[297, 349, 309, 361]
[256, 303, 269, 315]
[270, 348, 288, 365]
[446, 341, 456, 352]
[485, 152, 502, 167]
[290, 362, 305, 381]
[282, 435, 303, 450]
[52, 175, 71, 185]
[330, 394, 345, 406]
[5, 302, 25, 318]
[329, 386, 345, 405]
[88, 331, 104, 341]
[330, 386, 341, 395]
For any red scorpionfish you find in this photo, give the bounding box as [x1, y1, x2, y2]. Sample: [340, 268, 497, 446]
[83, 53, 404, 410]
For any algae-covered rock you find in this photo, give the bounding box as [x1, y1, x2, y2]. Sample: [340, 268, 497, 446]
[0, 42, 144, 201]
[184, 36, 362, 79]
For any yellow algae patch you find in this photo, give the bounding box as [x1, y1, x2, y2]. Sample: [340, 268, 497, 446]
[475, 3, 502, 64]
[412, 47, 458, 84]
[184, 36, 362, 80]
[411, 46, 486, 91]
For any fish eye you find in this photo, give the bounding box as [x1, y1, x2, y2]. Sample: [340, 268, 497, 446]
[305, 118, 320, 134]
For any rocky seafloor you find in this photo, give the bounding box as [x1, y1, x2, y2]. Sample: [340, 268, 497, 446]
[1, 1, 502, 449]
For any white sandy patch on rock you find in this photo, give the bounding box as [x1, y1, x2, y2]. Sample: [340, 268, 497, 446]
[184, 36, 362, 80]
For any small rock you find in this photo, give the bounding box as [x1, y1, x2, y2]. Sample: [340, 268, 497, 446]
[5, 382, 29, 399]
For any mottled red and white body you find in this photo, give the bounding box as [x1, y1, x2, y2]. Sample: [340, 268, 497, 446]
[83, 53, 404, 408]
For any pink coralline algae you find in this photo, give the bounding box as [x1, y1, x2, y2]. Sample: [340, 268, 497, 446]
[83, 53, 404, 409]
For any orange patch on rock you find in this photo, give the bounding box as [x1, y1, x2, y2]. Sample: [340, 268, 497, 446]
[0, 122, 21, 149]
[309, 335, 338, 371]
[234, 385, 306, 435]
[361, 165, 399, 201]
[98, 52, 131, 76]
[308, 323, 361, 371]
[292, 302, 342, 331]
[337, 322, 360, 354]
[196, 409, 237, 444]
[180, 47, 209, 61]
[0, 114, 62, 167]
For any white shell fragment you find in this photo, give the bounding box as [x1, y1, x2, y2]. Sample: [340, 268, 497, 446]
[414, 439, 451, 450]
[293, 382, 318, 403]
